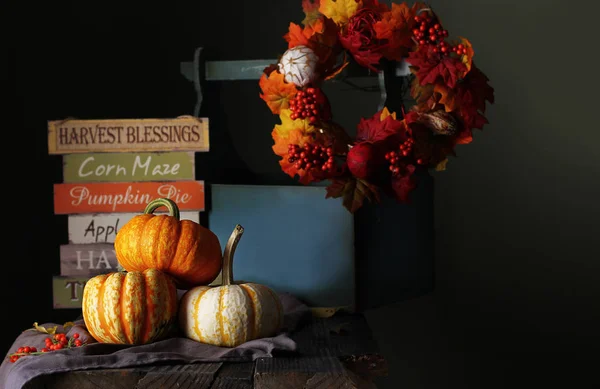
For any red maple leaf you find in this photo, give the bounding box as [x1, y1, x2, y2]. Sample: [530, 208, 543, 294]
[453, 62, 495, 131]
[390, 163, 417, 203]
[374, 1, 425, 61]
[356, 109, 406, 143]
[407, 45, 467, 89]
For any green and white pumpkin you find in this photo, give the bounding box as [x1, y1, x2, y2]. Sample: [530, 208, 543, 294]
[178, 225, 284, 347]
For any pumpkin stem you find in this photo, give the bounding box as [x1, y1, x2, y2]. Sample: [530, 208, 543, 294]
[222, 224, 244, 286]
[144, 198, 180, 220]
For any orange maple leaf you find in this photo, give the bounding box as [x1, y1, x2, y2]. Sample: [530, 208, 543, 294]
[373, 2, 420, 60]
[285, 22, 311, 48]
[433, 84, 459, 112]
[285, 18, 342, 73]
[259, 70, 298, 114]
[319, 0, 361, 26]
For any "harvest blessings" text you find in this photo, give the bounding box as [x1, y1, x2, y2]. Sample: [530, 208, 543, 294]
[58, 125, 202, 145]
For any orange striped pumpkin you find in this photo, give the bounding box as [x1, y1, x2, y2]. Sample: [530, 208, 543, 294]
[114, 198, 222, 288]
[179, 225, 284, 347]
[82, 268, 178, 345]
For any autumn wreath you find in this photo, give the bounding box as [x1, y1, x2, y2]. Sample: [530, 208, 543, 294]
[258, 0, 494, 213]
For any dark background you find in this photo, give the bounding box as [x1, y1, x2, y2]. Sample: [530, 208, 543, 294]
[2, 0, 600, 388]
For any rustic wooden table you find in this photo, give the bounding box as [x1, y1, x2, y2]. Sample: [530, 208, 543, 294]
[23, 312, 388, 388]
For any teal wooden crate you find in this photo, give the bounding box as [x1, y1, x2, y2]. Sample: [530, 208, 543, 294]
[208, 184, 355, 309]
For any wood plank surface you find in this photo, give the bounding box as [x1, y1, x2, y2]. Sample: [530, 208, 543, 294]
[63, 152, 195, 182]
[23, 363, 222, 389]
[48, 116, 209, 154]
[59, 243, 119, 277]
[136, 363, 222, 389]
[254, 356, 356, 389]
[53, 180, 205, 214]
[21, 314, 387, 388]
[68, 211, 199, 244]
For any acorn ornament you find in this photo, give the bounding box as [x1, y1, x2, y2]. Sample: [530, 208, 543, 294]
[278, 45, 319, 87]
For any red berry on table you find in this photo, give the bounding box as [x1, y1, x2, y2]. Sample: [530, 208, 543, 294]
[41, 348, 49, 353]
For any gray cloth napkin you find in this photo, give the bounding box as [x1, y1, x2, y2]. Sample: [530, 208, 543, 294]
[0, 292, 310, 389]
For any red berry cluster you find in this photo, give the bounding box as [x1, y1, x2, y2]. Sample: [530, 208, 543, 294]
[8, 333, 84, 363]
[385, 138, 426, 175]
[412, 13, 467, 56]
[412, 14, 448, 46]
[288, 143, 335, 172]
[289, 87, 323, 123]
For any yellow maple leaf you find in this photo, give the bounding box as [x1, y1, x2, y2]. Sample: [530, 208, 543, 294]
[319, 0, 361, 26]
[273, 109, 316, 141]
[379, 107, 397, 121]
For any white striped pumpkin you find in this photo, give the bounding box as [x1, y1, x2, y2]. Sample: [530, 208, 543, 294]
[82, 268, 178, 345]
[179, 225, 284, 347]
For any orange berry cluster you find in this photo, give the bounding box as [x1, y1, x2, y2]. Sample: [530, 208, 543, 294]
[8, 333, 84, 363]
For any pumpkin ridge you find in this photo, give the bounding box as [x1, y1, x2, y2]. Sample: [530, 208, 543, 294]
[218, 287, 227, 346]
[99, 274, 121, 344]
[239, 284, 257, 342]
[141, 271, 153, 344]
[192, 287, 210, 343]
[83, 276, 105, 343]
[118, 273, 132, 344]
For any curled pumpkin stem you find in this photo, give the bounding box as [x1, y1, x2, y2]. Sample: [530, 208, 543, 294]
[143, 198, 180, 220]
[222, 224, 244, 286]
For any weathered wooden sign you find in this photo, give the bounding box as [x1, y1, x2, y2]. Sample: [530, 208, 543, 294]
[68, 211, 200, 244]
[63, 152, 195, 183]
[54, 180, 205, 214]
[60, 243, 119, 277]
[52, 276, 89, 309]
[47, 116, 209, 154]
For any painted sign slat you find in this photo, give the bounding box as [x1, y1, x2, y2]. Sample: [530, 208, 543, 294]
[47, 116, 209, 154]
[68, 211, 200, 244]
[52, 276, 89, 309]
[53, 181, 205, 214]
[63, 152, 195, 183]
[60, 243, 119, 277]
